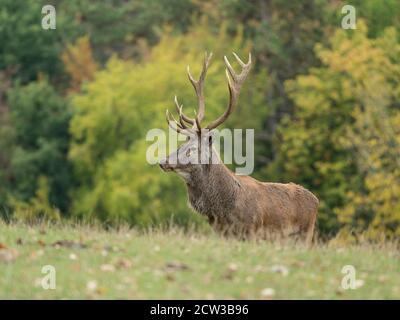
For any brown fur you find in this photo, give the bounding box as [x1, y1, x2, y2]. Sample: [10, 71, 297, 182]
[184, 162, 319, 244]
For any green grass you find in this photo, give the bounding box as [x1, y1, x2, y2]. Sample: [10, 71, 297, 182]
[0, 221, 399, 299]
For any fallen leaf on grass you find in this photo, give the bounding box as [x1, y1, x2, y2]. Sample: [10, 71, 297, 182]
[99, 249, 108, 257]
[86, 280, 98, 292]
[354, 279, 365, 289]
[69, 253, 78, 260]
[335, 288, 344, 295]
[103, 245, 120, 253]
[162, 261, 190, 282]
[165, 272, 176, 282]
[270, 265, 289, 276]
[52, 240, 87, 249]
[260, 288, 275, 299]
[37, 240, 46, 247]
[222, 263, 239, 280]
[100, 264, 116, 272]
[165, 261, 190, 272]
[0, 248, 19, 263]
[227, 263, 238, 272]
[290, 260, 305, 268]
[115, 258, 133, 270]
[0, 243, 7, 249]
[253, 265, 266, 273]
[30, 249, 44, 261]
[86, 280, 106, 296]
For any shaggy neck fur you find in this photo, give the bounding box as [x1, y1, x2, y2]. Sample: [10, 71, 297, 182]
[186, 162, 241, 218]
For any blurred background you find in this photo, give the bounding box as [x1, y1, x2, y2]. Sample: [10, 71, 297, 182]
[0, 0, 399, 239]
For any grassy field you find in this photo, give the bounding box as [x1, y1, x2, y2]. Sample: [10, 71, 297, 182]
[0, 221, 399, 299]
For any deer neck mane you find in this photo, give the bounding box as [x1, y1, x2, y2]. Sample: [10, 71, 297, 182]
[186, 162, 241, 218]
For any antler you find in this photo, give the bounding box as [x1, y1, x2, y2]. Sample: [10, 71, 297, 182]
[187, 52, 213, 128]
[166, 52, 213, 134]
[206, 52, 252, 130]
[166, 109, 185, 134]
[166, 97, 195, 135]
[174, 95, 194, 126]
[165, 52, 251, 134]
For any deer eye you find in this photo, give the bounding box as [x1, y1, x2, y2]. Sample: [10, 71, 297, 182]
[186, 149, 191, 157]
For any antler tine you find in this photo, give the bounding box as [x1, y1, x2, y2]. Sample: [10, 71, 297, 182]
[173, 96, 189, 129]
[223, 52, 252, 85]
[187, 52, 213, 125]
[166, 109, 188, 135]
[174, 95, 194, 126]
[193, 109, 201, 131]
[232, 52, 251, 67]
[206, 52, 252, 130]
[169, 109, 184, 129]
[177, 105, 188, 129]
[178, 105, 188, 129]
[224, 55, 236, 81]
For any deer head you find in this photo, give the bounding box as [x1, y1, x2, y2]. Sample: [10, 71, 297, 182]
[159, 52, 252, 180]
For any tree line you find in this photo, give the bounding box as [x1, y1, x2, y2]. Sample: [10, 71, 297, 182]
[1, 0, 399, 238]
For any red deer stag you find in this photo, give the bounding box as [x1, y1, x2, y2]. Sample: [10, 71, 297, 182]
[159, 52, 318, 244]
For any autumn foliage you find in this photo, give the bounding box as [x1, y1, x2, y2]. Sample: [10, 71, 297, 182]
[1, 1, 399, 239]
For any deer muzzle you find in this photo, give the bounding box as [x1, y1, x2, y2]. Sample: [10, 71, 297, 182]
[159, 159, 174, 171]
